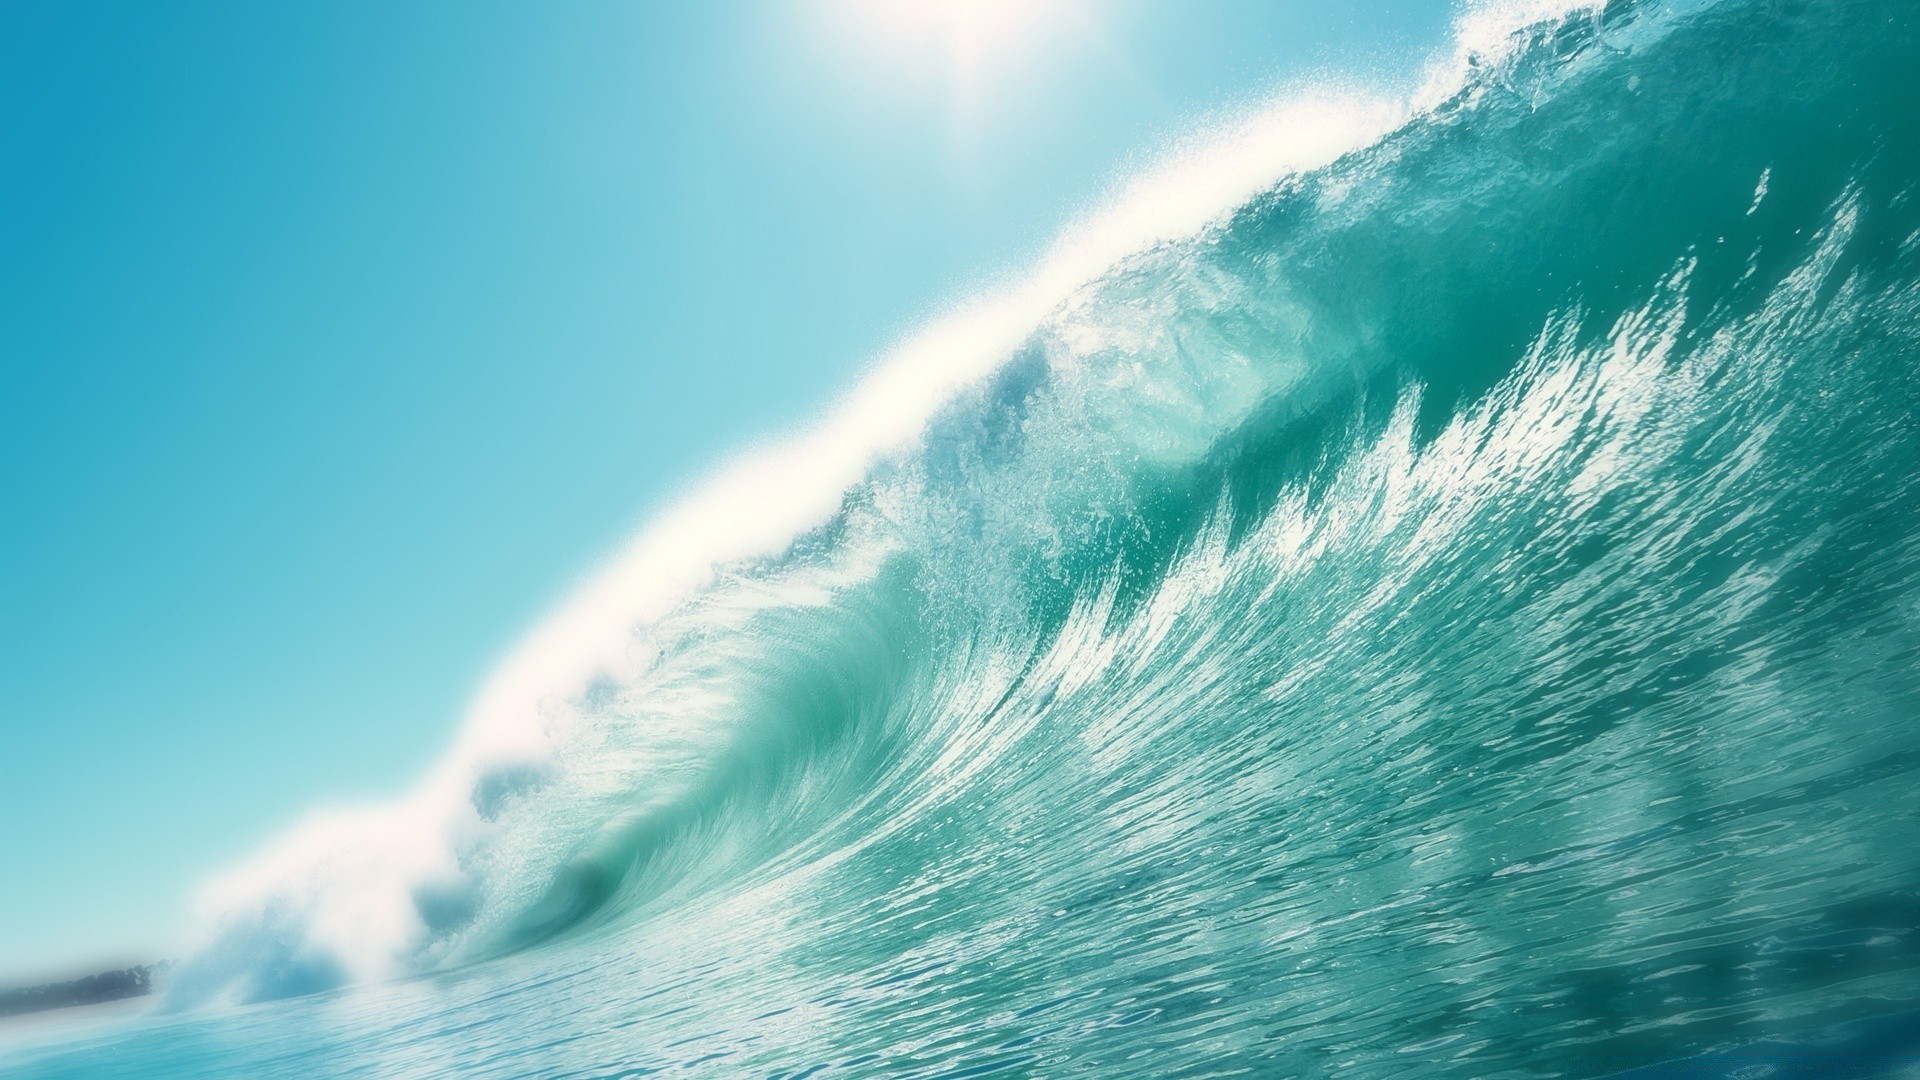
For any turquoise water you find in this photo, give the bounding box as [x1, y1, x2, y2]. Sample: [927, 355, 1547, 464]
[9, 0, 1920, 1074]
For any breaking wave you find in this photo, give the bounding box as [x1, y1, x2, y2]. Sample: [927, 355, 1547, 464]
[155, 2, 1920, 1072]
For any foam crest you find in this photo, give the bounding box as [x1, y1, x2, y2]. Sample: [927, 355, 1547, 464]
[166, 0, 1648, 1006]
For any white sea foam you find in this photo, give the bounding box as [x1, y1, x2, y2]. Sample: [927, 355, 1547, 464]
[171, 0, 1616, 1005]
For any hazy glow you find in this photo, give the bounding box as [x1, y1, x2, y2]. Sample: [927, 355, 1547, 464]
[861, 0, 1048, 43]
[831, 0, 1090, 144]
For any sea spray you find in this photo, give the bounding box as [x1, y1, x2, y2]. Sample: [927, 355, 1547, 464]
[22, 0, 1919, 1074]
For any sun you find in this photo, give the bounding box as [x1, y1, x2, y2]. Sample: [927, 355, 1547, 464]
[832, 0, 1085, 125]
[872, 0, 1049, 44]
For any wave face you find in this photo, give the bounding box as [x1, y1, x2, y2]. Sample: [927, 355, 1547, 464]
[49, 0, 1920, 1074]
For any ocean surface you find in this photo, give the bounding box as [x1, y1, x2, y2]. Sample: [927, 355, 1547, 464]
[8, 0, 1920, 1074]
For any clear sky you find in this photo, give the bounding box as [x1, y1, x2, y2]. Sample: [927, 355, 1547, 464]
[0, 0, 1456, 981]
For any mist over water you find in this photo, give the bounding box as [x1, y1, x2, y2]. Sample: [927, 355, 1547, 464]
[10, 0, 1920, 1074]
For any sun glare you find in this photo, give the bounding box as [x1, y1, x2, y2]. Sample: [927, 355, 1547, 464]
[875, 0, 1047, 43]
[832, 0, 1088, 140]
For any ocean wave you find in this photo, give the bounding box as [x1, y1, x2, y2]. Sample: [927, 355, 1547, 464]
[164, 6, 1920, 1060]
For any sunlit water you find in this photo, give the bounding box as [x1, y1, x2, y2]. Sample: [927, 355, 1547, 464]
[8, 0, 1920, 1074]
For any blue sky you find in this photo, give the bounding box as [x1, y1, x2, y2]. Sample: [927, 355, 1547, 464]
[0, 0, 1455, 980]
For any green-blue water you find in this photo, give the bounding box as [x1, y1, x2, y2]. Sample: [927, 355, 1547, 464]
[8, 0, 1920, 1074]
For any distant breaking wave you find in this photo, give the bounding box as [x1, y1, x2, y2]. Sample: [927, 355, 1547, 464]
[159, 1, 1920, 1072]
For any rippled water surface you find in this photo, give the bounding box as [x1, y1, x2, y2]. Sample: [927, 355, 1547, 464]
[8, 0, 1920, 1075]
